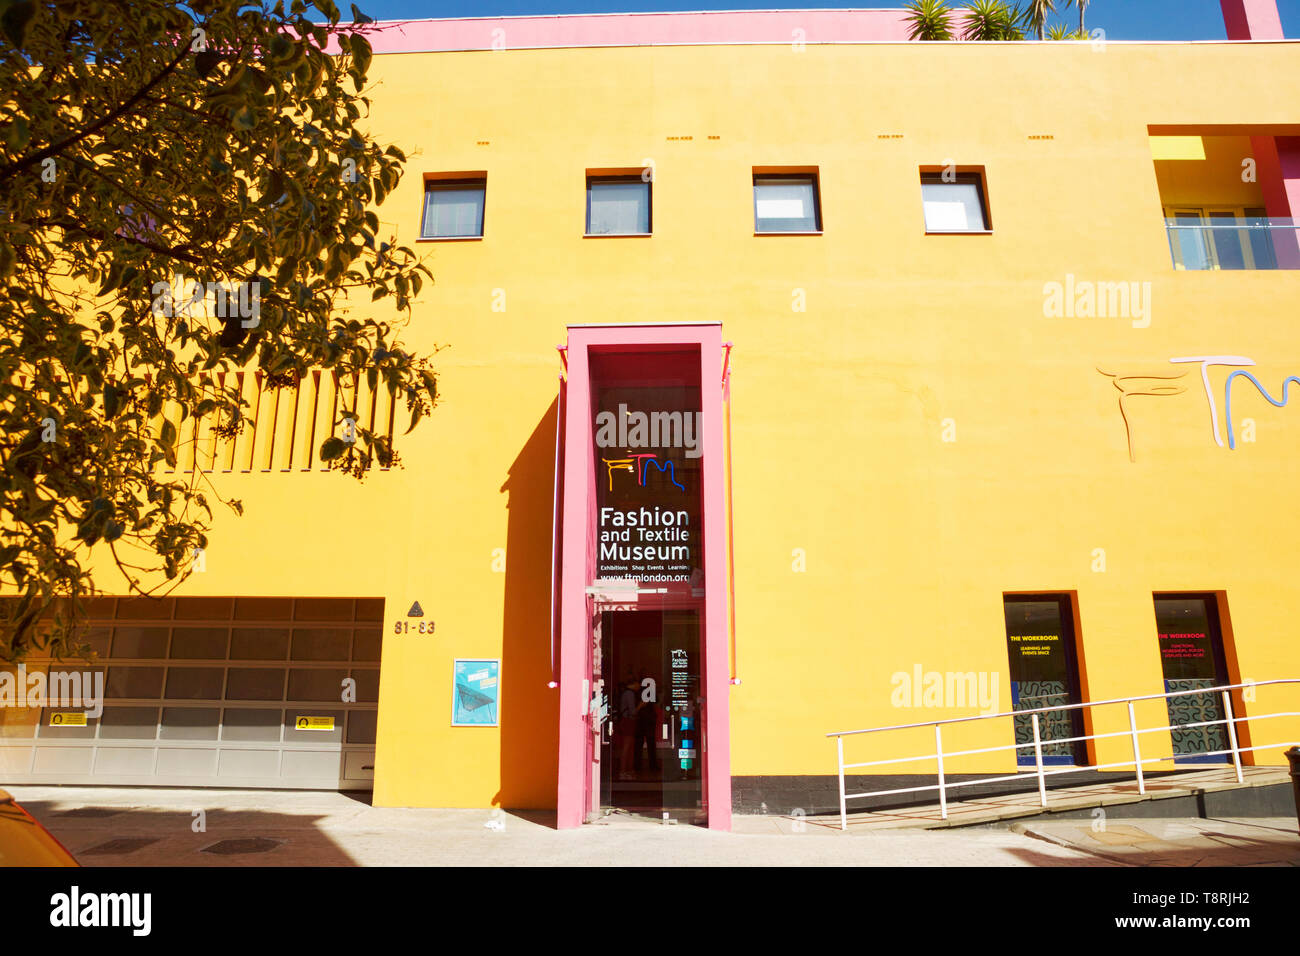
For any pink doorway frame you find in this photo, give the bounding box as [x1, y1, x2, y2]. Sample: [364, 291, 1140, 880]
[555, 323, 731, 830]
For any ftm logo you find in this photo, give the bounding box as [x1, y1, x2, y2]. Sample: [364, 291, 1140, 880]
[596, 405, 701, 493]
[1099, 354, 1300, 461]
[50, 886, 151, 936]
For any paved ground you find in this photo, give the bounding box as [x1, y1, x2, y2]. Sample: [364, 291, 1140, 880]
[7, 786, 1299, 866]
[1002, 818, 1300, 867]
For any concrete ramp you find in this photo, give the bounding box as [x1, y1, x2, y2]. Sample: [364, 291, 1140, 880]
[823, 767, 1294, 831]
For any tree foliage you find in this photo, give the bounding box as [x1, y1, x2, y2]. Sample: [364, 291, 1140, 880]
[1021, 0, 1056, 41]
[1046, 22, 1088, 40]
[904, 0, 956, 41]
[908, 1, 1094, 44]
[0, 0, 436, 659]
[959, 1, 1026, 41]
[1067, 0, 1091, 35]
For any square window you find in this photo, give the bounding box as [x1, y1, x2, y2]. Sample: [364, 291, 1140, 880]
[421, 178, 485, 238]
[586, 177, 651, 235]
[753, 174, 820, 233]
[920, 171, 990, 233]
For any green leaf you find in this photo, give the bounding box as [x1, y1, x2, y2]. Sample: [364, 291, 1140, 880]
[0, 0, 35, 49]
[319, 436, 345, 461]
[349, 33, 372, 75]
[404, 402, 422, 435]
[4, 116, 30, 151]
[195, 51, 222, 78]
[96, 263, 122, 296]
[104, 385, 124, 419]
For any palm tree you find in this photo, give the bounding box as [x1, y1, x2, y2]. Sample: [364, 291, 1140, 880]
[1021, 0, 1057, 41]
[1045, 22, 1082, 40]
[1067, 0, 1092, 34]
[959, 0, 1025, 41]
[904, 0, 956, 41]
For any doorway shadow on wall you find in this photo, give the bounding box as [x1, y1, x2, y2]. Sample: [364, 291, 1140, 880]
[493, 396, 561, 824]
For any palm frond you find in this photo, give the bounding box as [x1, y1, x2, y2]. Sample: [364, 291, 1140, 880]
[960, 0, 1025, 41]
[904, 0, 956, 41]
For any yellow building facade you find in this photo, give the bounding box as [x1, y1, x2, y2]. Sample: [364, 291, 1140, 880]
[4, 8, 1299, 830]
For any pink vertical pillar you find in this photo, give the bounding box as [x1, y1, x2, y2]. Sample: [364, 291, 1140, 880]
[1221, 0, 1285, 39]
[1277, 138, 1300, 266]
[699, 326, 732, 831]
[556, 342, 592, 830]
[554, 324, 732, 830]
[1251, 135, 1300, 268]
[1224, 2, 1296, 267]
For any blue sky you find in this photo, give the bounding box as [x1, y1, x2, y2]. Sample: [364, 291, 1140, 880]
[339, 0, 1300, 40]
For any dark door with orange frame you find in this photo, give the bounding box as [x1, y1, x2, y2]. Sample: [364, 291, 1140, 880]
[1003, 595, 1087, 766]
[1154, 594, 1232, 764]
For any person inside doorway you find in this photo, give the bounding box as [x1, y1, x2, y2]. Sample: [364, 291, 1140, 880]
[633, 676, 660, 776]
[616, 676, 638, 781]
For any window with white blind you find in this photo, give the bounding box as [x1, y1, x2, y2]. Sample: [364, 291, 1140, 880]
[586, 177, 651, 236]
[421, 178, 486, 238]
[920, 171, 991, 233]
[753, 174, 821, 233]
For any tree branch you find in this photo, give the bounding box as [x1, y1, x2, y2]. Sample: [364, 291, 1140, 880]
[33, 215, 206, 266]
[0, 40, 195, 185]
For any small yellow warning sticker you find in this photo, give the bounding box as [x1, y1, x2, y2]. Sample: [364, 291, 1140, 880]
[49, 712, 87, 727]
[294, 716, 334, 732]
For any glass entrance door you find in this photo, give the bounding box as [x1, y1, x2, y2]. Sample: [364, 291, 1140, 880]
[598, 608, 704, 823]
[1154, 594, 1232, 764]
[1003, 595, 1086, 766]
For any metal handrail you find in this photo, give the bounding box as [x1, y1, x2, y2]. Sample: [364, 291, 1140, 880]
[826, 678, 1300, 830]
[1164, 218, 1297, 230]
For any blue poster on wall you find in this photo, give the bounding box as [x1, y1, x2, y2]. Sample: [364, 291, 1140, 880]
[452, 659, 500, 726]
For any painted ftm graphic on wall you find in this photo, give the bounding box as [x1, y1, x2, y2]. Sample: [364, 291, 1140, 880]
[1099, 355, 1300, 460]
[596, 404, 701, 492]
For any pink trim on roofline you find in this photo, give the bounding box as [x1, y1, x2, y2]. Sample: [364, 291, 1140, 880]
[327, 9, 911, 54]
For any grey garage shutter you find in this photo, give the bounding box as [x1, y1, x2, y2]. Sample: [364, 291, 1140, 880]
[0, 597, 382, 790]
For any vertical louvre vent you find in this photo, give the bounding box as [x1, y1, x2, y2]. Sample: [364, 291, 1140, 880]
[153, 370, 398, 474]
